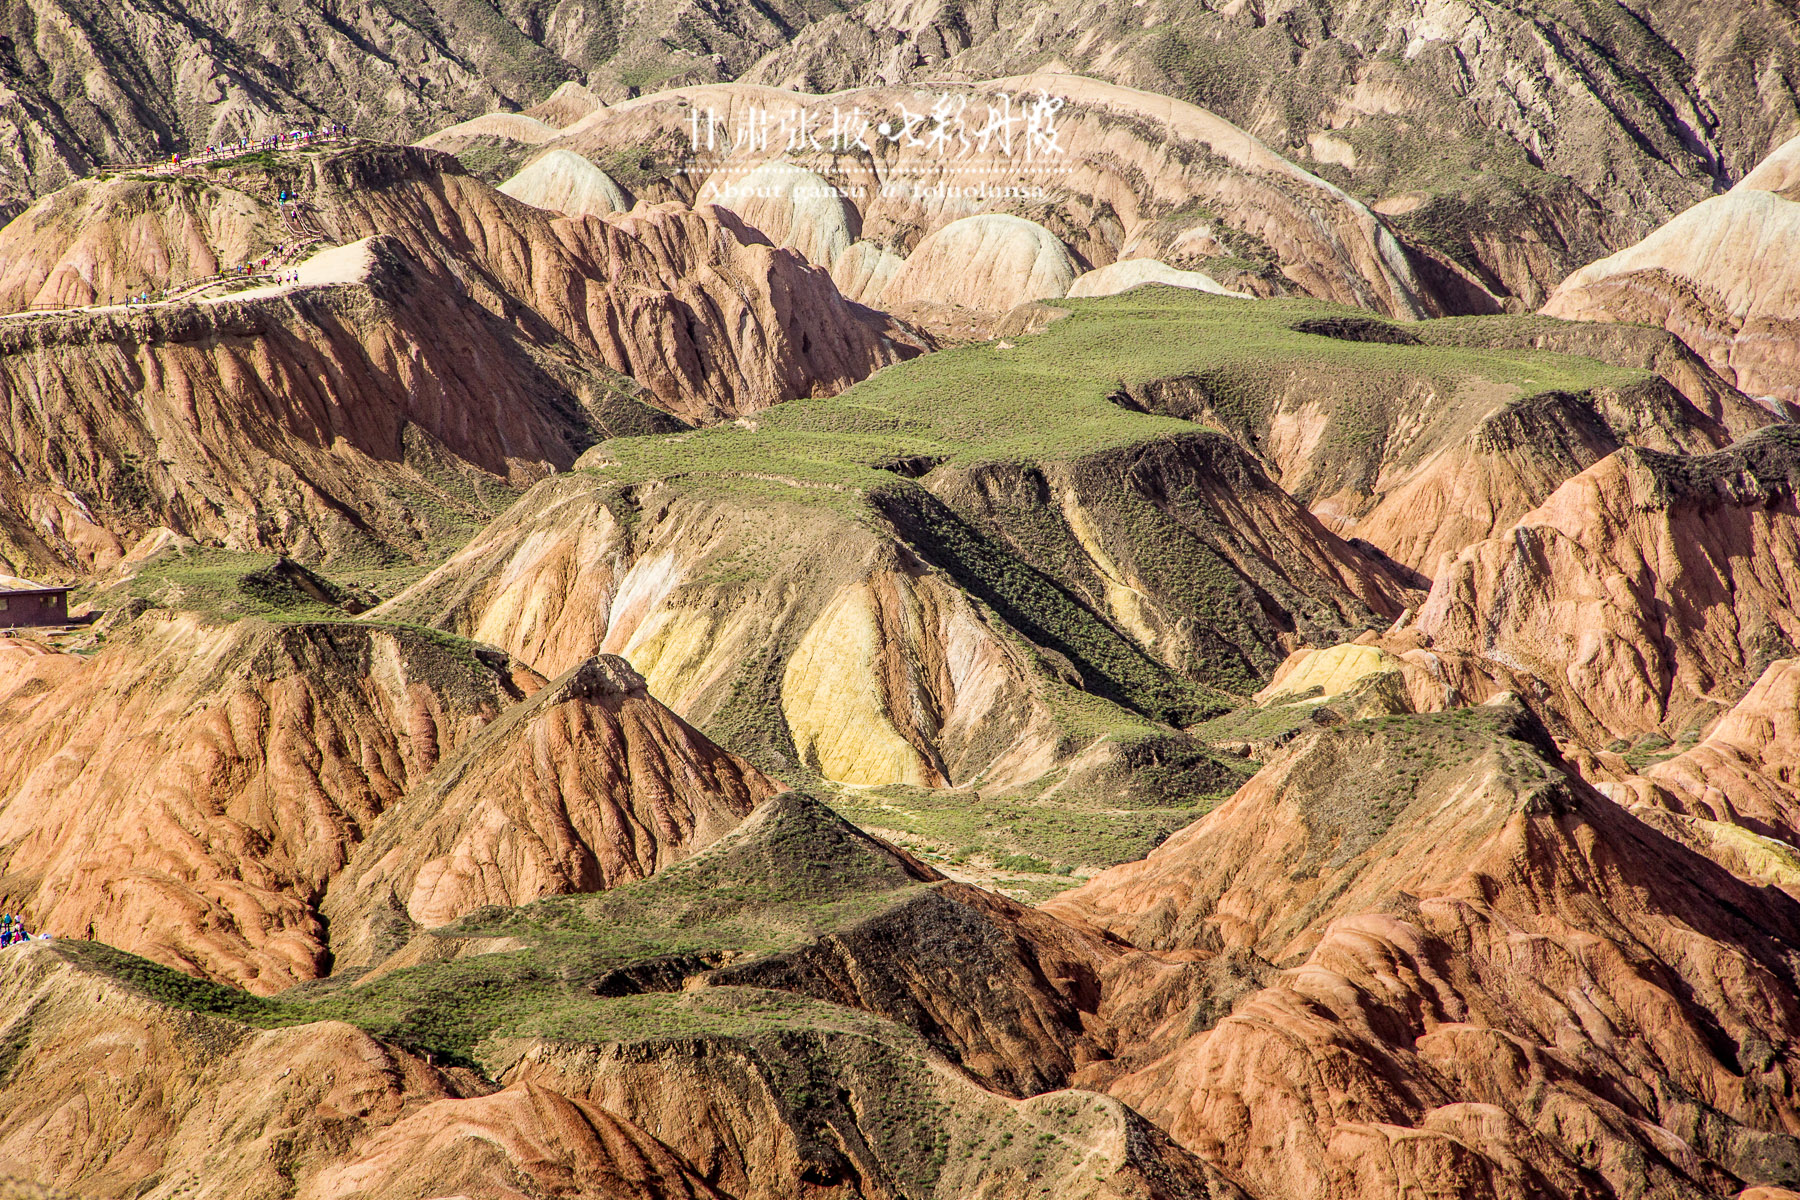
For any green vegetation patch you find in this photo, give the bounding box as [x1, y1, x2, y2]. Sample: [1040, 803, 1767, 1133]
[85, 546, 369, 625]
[873, 486, 1226, 722]
[587, 290, 1638, 496]
[829, 784, 1224, 875]
[79, 550, 515, 700]
[82, 545, 523, 644]
[1279, 704, 1565, 869]
[1622, 732, 1677, 770]
[595, 139, 687, 194]
[1192, 699, 1321, 747]
[450, 139, 536, 186]
[579, 289, 1638, 709]
[62, 795, 937, 1066]
[65, 919, 1038, 1196]
[756, 652, 1247, 877]
[66, 931, 899, 1064]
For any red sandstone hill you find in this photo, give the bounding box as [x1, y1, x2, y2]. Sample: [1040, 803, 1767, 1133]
[0, 144, 920, 581]
[0, 616, 772, 994]
[3, 50, 1800, 1200]
[321, 654, 781, 970]
[1049, 701, 1800, 1199]
[1410, 426, 1800, 746]
[5, 685, 1799, 1198]
[1545, 136, 1800, 406]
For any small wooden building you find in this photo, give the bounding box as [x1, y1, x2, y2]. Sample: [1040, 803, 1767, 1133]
[0, 580, 71, 628]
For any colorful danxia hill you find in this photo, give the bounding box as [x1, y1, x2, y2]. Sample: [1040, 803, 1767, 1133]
[2, 4, 1799, 1198]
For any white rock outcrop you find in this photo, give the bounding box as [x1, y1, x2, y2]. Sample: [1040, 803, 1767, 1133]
[830, 240, 906, 305]
[882, 214, 1077, 310]
[1065, 257, 1250, 299]
[700, 161, 856, 268]
[498, 149, 629, 217]
[1543, 134, 1800, 401]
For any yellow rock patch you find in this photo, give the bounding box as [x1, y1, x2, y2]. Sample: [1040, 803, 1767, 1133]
[1259, 643, 1399, 705]
[617, 605, 736, 713]
[1692, 818, 1800, 891]
[1059, 491, 1159, 650]
[782, 584, 931, 787]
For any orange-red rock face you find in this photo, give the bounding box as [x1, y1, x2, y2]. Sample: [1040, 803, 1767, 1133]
[303, 147, 923, 422]
[6, 638, 1800, 1197]
[322, 655, 780, 967]
[0, 617, 533, 991]
[293, 1082, 731, 1200]
[1544, 137, 1800, 405]
[9, 93, 1800, 1200]
[0, 146, 922, 578]
[0, 235, 667, 577]
[1086, 319, 1760, 580]
[1049, 705, 1800, 1199]
[1412, 428, 1800, 744]
[0, 174, 270, 311]
[0, 147, 922, 424]
[703, 875, 1129, 1098]
[1643, 658, 1800, 848]
[0, 944, 727, 1200]
[0, 620, 772, 994]
[1322, 378, 1737, 575]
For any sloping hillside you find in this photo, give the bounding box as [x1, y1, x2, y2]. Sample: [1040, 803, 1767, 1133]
[745, 0, 1800, 309]
[0, 144, 917, 581]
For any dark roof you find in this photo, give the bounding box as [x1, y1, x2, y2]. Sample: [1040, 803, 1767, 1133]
[0, 584, 69, 598]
